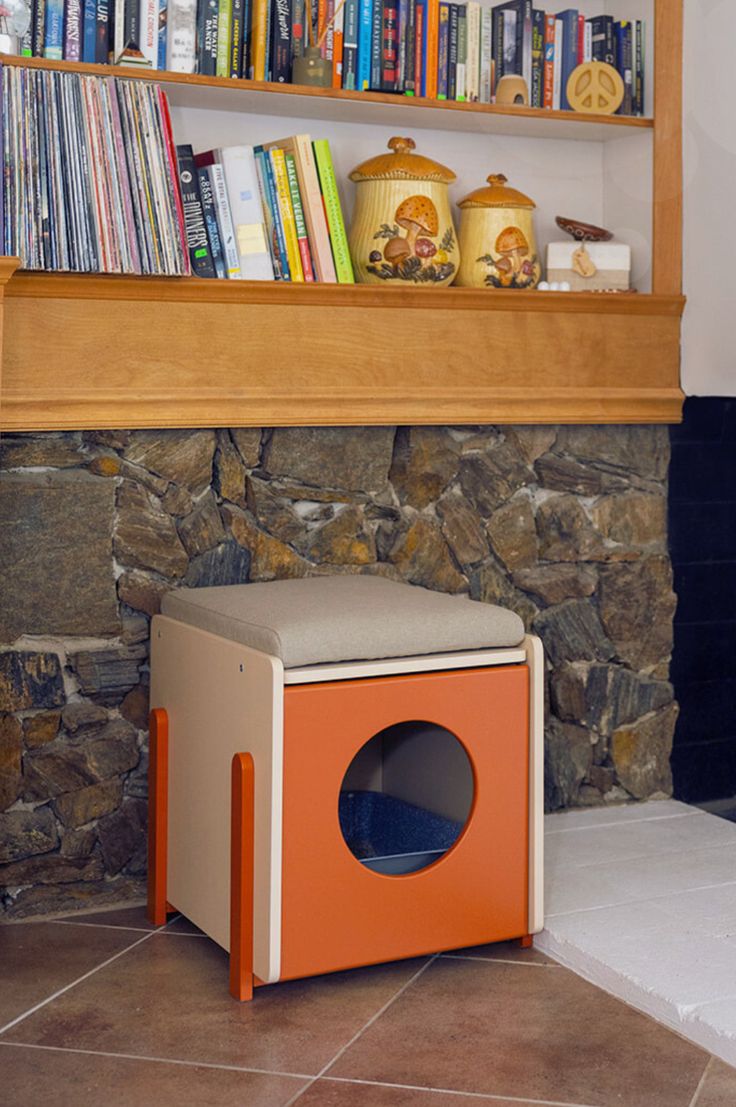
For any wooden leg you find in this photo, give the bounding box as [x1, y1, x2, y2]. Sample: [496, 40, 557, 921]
[517, 934, 534, 949]
[230, 752, 255, 1002]
[147, 708, 170, 926]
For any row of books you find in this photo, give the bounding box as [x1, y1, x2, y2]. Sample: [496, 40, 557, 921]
[0, 64, 189, 273]
[15, 0, 645, 114]
[176, 135, 354, 281]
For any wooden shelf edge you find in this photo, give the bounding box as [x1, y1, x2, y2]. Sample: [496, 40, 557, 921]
[0, 53, 654, 133]
[0, 388, 685, 431]
[4, 268, 686, 318]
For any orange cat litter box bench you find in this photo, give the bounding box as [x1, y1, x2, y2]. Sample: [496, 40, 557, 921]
[147, 576, 544, 1000]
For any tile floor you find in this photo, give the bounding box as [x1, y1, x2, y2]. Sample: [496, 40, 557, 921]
[2, 904, 736, 1107]
[538, 800, 736, 1069]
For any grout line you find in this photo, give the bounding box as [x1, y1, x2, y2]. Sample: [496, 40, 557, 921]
[283, 955, 438, 1107]
[688, 1056, 713, 1107]
[320, 1076, 601, 1107]
[0, 927, 161, 1037]
[545, 812, 699, 836]
[52, 919, 159, 934]
[544, 877, 736, 920]
[440, 954, 560, 968]
[0, 1041, 313, 1081]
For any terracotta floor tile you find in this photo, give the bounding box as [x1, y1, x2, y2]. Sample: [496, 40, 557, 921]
[0, 922, 147, 1029]
[442, 939, 554, 966]
[327, 956, 709, 1107]
[163, 914, 205, 935]
[296, 1078, 556, 1105]
[696, 1059, 736, 1107]
[5, 932, 430, 1076]
[0, 1043, 306, 1107]
[57, 905, 156, 931]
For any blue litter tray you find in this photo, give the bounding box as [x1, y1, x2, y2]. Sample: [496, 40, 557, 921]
[339, 790, 464, 875]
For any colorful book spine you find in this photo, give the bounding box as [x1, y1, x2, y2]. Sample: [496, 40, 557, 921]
[290, 0, 305, 61]
[342, 0, 360, 88]
[542, 12, 554, 108]
[437, 1, 449, 99]
[380, 0, 399, 91]
[216, 0, 233, 76]
[95, 0, 110, 62]
[33, 0, 46, 57]
[197, 165, 226, 278]
[357, 0, 373, 89]
[269, 147, 303, 281]
[577, 10, 584, 61]
[176, 144, 216, 278]
[455, 2, 466, 100]
[157, 0, 167, 67]
[253, 146, 289, 279]
[404, 0, 416, 93]
[64, 0, 83, 59]
[312, 138, 353, 283]
[555, 8, 578, 110]
[271, 0, 292, 82]
[447, 3, 457, 100]
[44, 0, 65, 59]
[465, 1, 479, 103]
[614, 19, 633, 115]
[217, 144, 274, 279]
[531, 7, 543, 107]
[415, 0, 426, 95]
[425, 0, 439, 97]
[82, 0, 97, 61]
[140, 0, 159, 67]
[198, 0, 218, 74]
[285, 151, 314, 280]
[635, 19, 644, 116]
[250, 0, 268, 78]
[397, 0, 408, 90]
[230, 0, 244, 76]
[292, 132, 337, 281]
[241, 0, 252, 74]
[331, 0, 345, 86]
[208, 163, 242, 278]
[370, 0, 382, 86]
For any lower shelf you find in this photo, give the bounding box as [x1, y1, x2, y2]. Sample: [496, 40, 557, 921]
[0, 263, 685, 429]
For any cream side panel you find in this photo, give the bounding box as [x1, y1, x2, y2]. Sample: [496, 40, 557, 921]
[524, 634, 544, 934]
[150, 616, 283, 983]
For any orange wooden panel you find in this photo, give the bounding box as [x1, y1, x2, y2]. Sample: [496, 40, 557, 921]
[147, 708, 169, 927]
[280, 666, 529, 981]
[230, 753, 255, 1002]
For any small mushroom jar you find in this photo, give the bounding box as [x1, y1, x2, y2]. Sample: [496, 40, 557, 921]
[348, 137, 459, 285]
[455, 174, 541, 290]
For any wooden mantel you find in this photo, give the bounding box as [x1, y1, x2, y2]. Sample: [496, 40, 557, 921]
[0, 259, 684, 429]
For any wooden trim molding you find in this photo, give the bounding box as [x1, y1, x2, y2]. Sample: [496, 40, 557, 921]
[652, 0, 684, 295]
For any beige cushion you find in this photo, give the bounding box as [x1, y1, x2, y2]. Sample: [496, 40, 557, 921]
[161, 576, 525, 669]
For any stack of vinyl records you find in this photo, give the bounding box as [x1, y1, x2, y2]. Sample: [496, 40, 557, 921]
[0, 64, 190, 275]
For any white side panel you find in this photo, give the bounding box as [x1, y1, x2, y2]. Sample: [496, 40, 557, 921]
[524, 634, 545, 935]
[150, 616, 283, 984]
[285, 648, 527, 684]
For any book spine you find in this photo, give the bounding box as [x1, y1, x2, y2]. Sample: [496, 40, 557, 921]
[635, 19, 644, 116]
[447, 3, 457, 100]
[82, 0, 97, 60]
[64, 0, 83, 59]
[404, 0, 416, 92]
[614, 20, 632, 115]
[357, 0, 372, 89]
[465, 1, 479, 102]
[381, 0, 399, 91]
[285, 150, 314, 280]
[176, 144, 216, 278]
[491, 9, 504, 86]
[216, 0, 232, 76]
[263, 0, 272, 75]
[556, 9, 577, 111]
[218, 144, 274, 279]
[230, 0, 244, 75]
[370, 0, 382, 86]
[576, 10, 583, 62]
[583, 15, 591, 62]
[241, 0, 251, 74]
[157, 0, 167, 66]
[292, 132, 337, 281]
[542, 12, 554, 108]
[33, 0, 46, 56]
[270, 0, 291, 81]
[425, 0, 438, 96]
[44, 0, 65, 59]
[331, 0, 344, 85]
[290, 0, 305, 60]
[95, 0, 110, 61]
[552, 16, 561, 109]
[436, 1, 449, 99]
[254, 146, 289, 280]
[397, 0, 408, 90]
[208, 163, 241, 277]
[167, 0, 197, 71]
[521, 0, 532, 90]
[197, 165, 226, 278]
[140, 0, 159, 65]
[530, 7, 542, 106]
[124, 0, 139, 52]
[269, 147, 303, 280]
[455, 2, 466, 99]
[342, 0, 360, 88]
[198, 0, 218, 74]
[415, 0, 425, 95]
[312, 138, 353, 283]
[479, 2, 492, 102]
[589, 15, 614, 65]
[250, 0, 268, 77]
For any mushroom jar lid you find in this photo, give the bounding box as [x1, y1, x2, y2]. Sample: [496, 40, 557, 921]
[458, 174, 536, 209]
[349, 136, 457, 184]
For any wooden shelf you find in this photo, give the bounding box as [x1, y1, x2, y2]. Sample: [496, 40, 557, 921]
[0, 54, 654, 141]
[0, 262, 684, 430]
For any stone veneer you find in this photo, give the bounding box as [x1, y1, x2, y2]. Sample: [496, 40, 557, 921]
[0, 425, 677, 919]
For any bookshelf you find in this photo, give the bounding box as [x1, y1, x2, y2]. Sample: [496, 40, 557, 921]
[0, 0, 684, 429]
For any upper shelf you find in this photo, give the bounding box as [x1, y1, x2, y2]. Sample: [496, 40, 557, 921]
[0, 54, 654, 141]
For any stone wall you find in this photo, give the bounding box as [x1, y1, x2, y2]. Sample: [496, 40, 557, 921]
[0, 425, 677, 919]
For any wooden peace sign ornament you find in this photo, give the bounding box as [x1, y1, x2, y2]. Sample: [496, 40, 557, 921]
[566, 61, 625, 115]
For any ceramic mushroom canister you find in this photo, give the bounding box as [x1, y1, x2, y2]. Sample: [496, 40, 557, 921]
[348, 137, 459, 285]
[455, 174, 541, 289]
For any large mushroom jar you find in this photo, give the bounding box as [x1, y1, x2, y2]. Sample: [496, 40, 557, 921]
[348, 136, 459, 285]
[455, 174, 541, 289]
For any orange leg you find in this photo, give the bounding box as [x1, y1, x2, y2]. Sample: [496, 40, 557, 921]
[147, 708, 169, 927]
[230, 752, 255, 1002]
[517, 934, 534, 949]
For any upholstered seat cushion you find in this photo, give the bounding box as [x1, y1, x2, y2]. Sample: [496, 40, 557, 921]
[160, 576, 525, 669]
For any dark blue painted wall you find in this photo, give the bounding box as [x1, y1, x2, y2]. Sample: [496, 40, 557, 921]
[670, 398, 736, 802]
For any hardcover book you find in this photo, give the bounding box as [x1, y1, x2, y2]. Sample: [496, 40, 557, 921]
[176, 144, 216, 277]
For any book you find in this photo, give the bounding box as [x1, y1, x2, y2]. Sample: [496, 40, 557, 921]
[415, 0, 426, 95]
[552, 16, 562, 109]
[290, 0, 306, 63]
[380, 0, 399, 91]
[83, 0, 98, 61]
[370, 0, 382, 86]
[493, 1, 531, 88]
[437, 1, 449, 99]
[455, 3, 466, 101]
[269, 146, 303, 280]
[139, 0, 159, 66]
[404, 0, 417, 94]
[331, 0, 344, 86]
[447, 3, 458, 100]
[555, 8, 578, 111]
[252, 145, 290, 279]
[216, 144, 274, 279]
[271, 0, 292, 82]
[167, 0, 197, 72]
[43, 0, 65, 59]
[357, 0, 373, 90]
[634, 18, 644, 116]
[230, 0, 244, 75]
[479, 1, 493, 102]
[588, 14, 614, 65]
[285, 150, 315, 279]
[33, 0, 46, 57]
[425, 0, 439, 98]
[208, 162, 242, 277]
[312, 138, 353, 282]
[465, 0, 480, 102]
[531, 7, 543, 108]
[157, 0, 168, 67]
[198, 0, 218, 74]
[197, 163, 226, 277]
[95, 0, 110, 63]
[582, 15, 591, 62]
[614, 19, 632, 115]
[397, 0, 408, 90]
[64, 0, 84, 60]
[542, 11, 554, 108]
[216, 0, 233, 76]
[250, 0, 268, 78]
[273, 133, 336, 281]
[342, 0, 360, 89]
